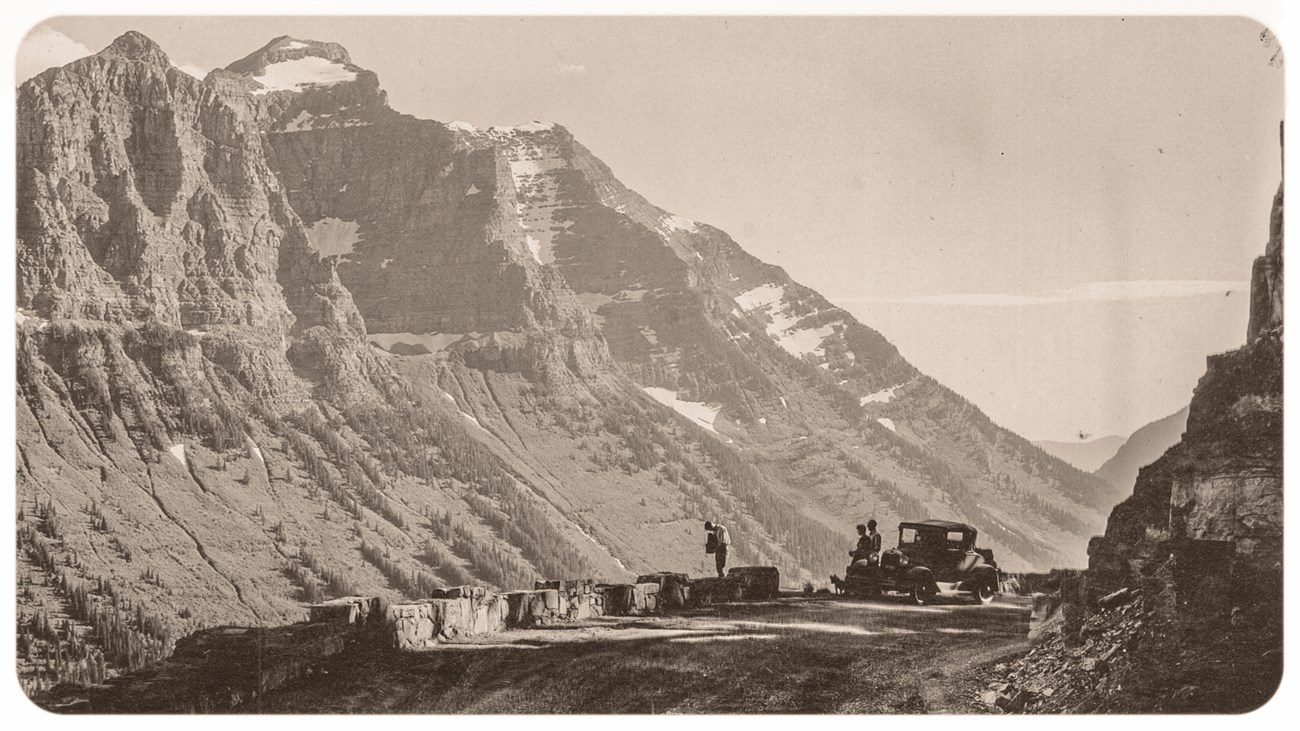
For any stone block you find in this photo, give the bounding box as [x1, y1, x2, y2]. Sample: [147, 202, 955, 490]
[309, 602, 357, 626]
[689, 576, 742, 606]
[569, 594, 592, 621]
[598, 584, 635, 615]
[504, 591, 533, 627]
[385, 602, 436, 649]
[728, 566, 780, 599]
[433, 597, 475, 638]
[629, 585, 647, 613]
[537, 578, 595, 596]
[635, 572, 688, 587]
[542, 589, 561, 611]
[309, 596, 382, 626]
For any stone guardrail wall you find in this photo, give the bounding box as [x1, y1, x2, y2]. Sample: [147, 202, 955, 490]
[70, 566, 779, 712]
[323, 566, 780, 650]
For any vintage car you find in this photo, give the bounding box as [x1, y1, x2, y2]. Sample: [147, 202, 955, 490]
[842, 520, 1000, 605]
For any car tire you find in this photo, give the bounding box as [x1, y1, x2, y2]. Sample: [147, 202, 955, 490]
[910, 583, 933, 606]
[975, 581, 996, 605]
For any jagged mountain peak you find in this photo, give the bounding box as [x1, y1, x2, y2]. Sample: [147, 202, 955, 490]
[220, 36, 361, 97]
[95, 30, 171, 65]
[227, 35, 354, 72]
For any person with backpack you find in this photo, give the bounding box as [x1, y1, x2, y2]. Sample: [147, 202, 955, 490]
[704, 520, 730, 577]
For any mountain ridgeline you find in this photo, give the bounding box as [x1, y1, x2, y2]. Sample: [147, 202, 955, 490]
[16, 33, 1115, 689]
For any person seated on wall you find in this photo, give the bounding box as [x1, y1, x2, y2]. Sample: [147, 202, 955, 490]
[850, 520, 882, 565]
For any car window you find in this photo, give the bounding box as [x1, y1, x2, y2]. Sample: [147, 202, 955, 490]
[900, 527, 918, 544]
[946, 530, 965, 548]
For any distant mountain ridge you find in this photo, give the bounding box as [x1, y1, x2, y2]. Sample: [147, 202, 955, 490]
[17, 32, 1119, 691]
[1093, 406, 1191, 494]
[1031, 435, 1125, 472]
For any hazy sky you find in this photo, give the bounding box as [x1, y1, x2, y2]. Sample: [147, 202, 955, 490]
[19, 16, 1284, 442]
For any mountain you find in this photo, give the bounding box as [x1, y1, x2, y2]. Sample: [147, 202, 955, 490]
[16, 33, 1115, 692]
[1091, 407, 1189, 494]
[1031, 436, 1124, 472]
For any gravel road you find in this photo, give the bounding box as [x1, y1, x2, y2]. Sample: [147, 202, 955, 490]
[248, 593, 1032, 713]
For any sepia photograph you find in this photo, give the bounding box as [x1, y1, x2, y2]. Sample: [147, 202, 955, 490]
[7, 5, 1288, 718]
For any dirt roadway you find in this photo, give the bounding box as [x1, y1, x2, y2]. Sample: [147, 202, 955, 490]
[246, 594, 1032, 714]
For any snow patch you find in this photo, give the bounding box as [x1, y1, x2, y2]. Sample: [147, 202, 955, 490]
[860, 385, 902, 406]
[780, 324, 836, 359]
[662, 213, 698, 233]
[466, 183, 482, 196]
[306, 217, 360, 258]
[168, 443, 188, 467]
[504, 120, 554, 132]
[282, 40, 308, 50]
[758, 417, 767, 425]
[642, 387, 722, 433]
[380, 258, 394, 269]
[734, 284, 786, 312]
[734, 283, 838, 360]
[252, 56, 357, 95]
[525, 235, 542, 263]
[447, 120, 478, 132]
[876, 418, 897, 433]
[779, 396, 788, 408]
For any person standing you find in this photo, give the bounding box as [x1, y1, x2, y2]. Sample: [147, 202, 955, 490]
[704, 520, 730, 577]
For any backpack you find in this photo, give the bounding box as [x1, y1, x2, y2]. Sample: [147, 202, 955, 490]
[705, 531, 719, 554]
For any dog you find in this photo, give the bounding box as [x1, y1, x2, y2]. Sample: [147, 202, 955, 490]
[829, 574, 846, 594]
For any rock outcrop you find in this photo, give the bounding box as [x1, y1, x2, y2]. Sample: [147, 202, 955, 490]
[1087, 175, 1284, 615]
[988, 136, 1284, 714]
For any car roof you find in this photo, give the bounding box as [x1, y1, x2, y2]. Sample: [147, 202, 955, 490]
[898, 519, 976, 532]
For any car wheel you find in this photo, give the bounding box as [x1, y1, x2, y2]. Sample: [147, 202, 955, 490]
[910, 583, 933, 606]
[975, 581, 996, 605]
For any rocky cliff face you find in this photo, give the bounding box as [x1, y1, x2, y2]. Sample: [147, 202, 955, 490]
[222, 37, 613, 381]
[1088, 161, 1283, 612]
[1248, 180, 1284, 344]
